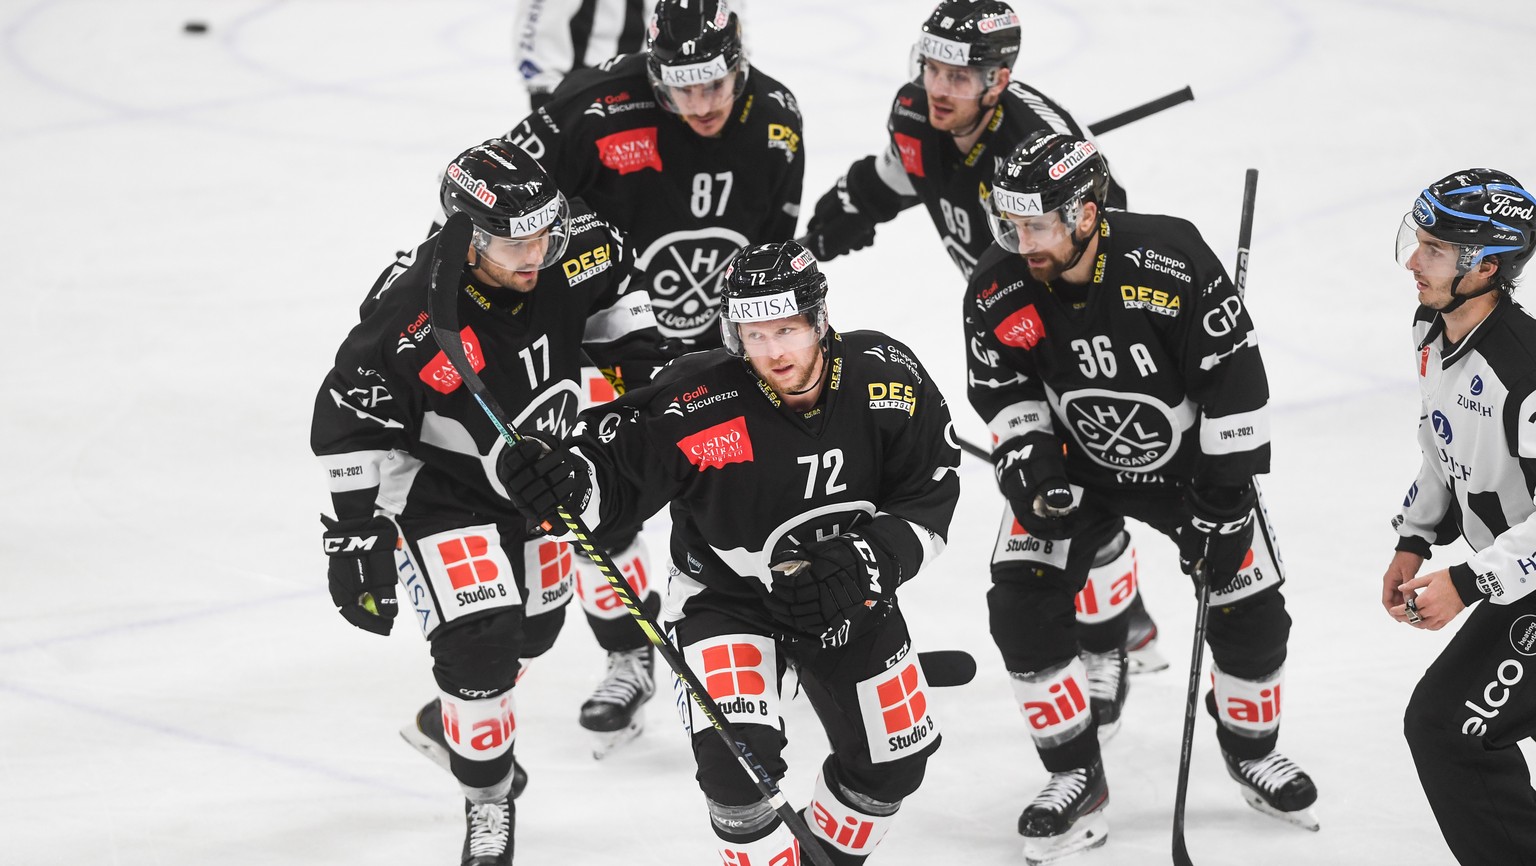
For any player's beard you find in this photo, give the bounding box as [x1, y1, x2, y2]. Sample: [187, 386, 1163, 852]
[1023, 249, 1074, 284]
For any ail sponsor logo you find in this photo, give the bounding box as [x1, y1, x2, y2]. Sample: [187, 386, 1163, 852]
[595, 127, 663, 174]
[676, 415, 754, 470]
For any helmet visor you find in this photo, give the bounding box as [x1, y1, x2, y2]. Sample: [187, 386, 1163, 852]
[473, 195, 571, 272]
[911, 52, 996, 100]
[1395, 213, 1479, 276]
[649, 55, 744, 115]
[720, 303, 828, 358]
[986, 187, 1072, 253]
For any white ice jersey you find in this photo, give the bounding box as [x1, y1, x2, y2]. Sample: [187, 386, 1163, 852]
[1395, 297, 1536, 605]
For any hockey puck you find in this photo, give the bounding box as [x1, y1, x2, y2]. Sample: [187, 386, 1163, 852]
[183, 21, 209, 34]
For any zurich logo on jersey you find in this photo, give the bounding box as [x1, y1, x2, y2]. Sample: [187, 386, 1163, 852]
[1470, 375, 1484, 396]
[1431, 410, 1453, 444]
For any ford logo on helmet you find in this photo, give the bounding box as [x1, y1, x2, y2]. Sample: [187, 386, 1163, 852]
[1413, 195, 1436, 226]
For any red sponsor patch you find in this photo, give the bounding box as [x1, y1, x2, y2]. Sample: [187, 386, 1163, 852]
[994, 304, 1046, 349]
[1419, 345, 1430, 377]
[676, 416, 754, 471]
[898, 95, 913, 107]
[875, 663, 928, 734]
[437, 534, 499, 590]
[702, 642, 767, 697]
[596, 127, 663, 175]
[419, 326, 486, 394]
[893, 132, 924, 177]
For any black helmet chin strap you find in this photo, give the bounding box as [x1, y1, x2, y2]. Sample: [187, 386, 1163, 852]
[1438, 273, 1502, 314]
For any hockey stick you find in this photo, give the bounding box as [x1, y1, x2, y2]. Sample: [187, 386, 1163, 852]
[1172, 167, 1258, 866]
[426, 212, 836, 866]
[1086, 85, 1195, 136]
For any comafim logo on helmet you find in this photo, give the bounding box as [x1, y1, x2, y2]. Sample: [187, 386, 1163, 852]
[447, 164, 496, 208]
[789, 249, 816, 272]
[976, 11, 1019, 33]
[1413, 195, 1436, 226]
[1048, 141, 1097, 181]
[728, 290, 799, 322]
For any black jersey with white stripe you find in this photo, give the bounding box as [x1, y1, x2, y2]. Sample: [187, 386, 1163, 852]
[964, 211, 1269, 494]
[1394, 296, 1536, 605]
[561, 330, 961, 627]
[311, 202, 664, 531]
[873, 80, 1125, 280]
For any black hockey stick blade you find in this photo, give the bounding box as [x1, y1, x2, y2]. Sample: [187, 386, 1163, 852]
[425, 212, 837, 866]
[919, 650, 977, 688]
[1088, 85, 1194, 136]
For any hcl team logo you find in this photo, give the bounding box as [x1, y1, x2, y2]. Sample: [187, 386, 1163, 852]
[1470, 375, 1484, 396]
[1431, 410, 1453, 444]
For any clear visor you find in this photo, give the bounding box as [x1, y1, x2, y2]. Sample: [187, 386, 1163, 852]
[986, 189, 1076, 254]
[720, 305, 827, 358]
[908, 50, 997, 99]
[473, 196, 571, 273]
[1395, 214, 1481, 276]
[649, 56, 745, 116]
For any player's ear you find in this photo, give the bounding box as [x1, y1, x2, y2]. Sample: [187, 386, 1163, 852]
[983, 67, 1011, 104]
[1078, 200, 1100, 234]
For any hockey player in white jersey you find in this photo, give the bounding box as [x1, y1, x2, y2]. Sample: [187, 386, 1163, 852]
[512, 0, 654, 108]
[1386, 168, 1536, 864]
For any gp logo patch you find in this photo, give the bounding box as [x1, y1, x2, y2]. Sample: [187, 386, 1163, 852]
[636, 227, 750, 337]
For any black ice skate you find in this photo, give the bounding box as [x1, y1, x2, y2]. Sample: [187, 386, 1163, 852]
[1080, 648, 1128, 742]
[399, 698, 527, 798]
[1123, 593, 1168, 674]
[462, 796, 513, 866]
[1222, 749, 1320, 831]
[580, 645, 655, 759]
[1018, 761, 1109, 865]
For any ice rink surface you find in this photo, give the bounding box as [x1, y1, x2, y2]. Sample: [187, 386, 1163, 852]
[5, 0, 1536, 863]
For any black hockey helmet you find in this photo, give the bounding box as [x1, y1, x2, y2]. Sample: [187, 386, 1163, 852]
[440, 139, 571, 270]
[915, 0, 1021, 71]
[1396, 168, 1536, 286]
[645, 0, 749, 115]
[985, 131, 1109, 252]
[719, 241, 830, 357]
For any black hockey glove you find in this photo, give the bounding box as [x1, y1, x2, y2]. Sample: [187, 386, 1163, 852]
[496, 436, 591, 529]
[802, 176, 878, 261]
[1177, 484, 1257, 593]
[994, 435, 1080, 540]
[321, 515, 399, 636]
[765, 534, 895, 642]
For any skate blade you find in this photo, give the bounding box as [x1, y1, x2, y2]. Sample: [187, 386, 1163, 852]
[399, 723, 450, 772]
[590, 719, 643, 760]
[1240, 790, 1320, 832]
[1023, 812, 1109, 865]
[1127, 645, 1169, 675]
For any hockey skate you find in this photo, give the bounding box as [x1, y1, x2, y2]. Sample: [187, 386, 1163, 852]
[462, 796, 512, 866]
[1123, 594, 1168, 674]
[400, 699, 527, 798]
[1080, 648, 1128, 742]
[1223, 749, 1320, 831]
[580, 645, 655, 759]
[1018, 761, 1109, 865]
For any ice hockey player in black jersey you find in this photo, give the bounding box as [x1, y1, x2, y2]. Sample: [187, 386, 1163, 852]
[1385, 169, 1536, 865]
[497, 241, 961, 864]
[311, 139, 664, 866]
[500, 0, 806, 748]
[964, 133, 1318, 863]
[803, 0, 1161, 708]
